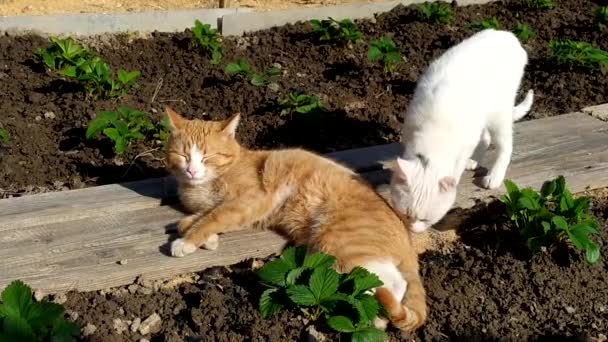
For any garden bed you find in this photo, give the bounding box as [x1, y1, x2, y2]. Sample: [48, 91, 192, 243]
[60, 189, 608, 341]
[1, 0, 608, 196]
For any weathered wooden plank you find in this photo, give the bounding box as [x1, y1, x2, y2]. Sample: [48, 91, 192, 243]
[0, 205, 287, 293]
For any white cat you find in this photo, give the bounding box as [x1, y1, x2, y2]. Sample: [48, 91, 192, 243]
[390, 29, 534, 233]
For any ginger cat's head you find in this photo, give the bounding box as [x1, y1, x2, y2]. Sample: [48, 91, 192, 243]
[165, 107, 241, 185]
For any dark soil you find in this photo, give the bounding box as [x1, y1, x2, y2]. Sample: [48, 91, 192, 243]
[64, 191, 608, 341]
[1, 0, 608, 195]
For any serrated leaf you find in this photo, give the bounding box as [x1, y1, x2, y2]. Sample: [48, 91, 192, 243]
[303, 252, 336, 269]
[114, 136, 127, 154]
[26, 301, 64, 331]
[211, 50, 222, 65]
[51, 319, 80, 342]
[570, 222, 599, 236]
[103, 127, 121, 143]
[517, 196, 538, 210]
[1, 280, 33, 318]
[309, 267, 339, 302]
[257, 259, 291, 286]
[224, 63, 243, 76]
[327, 315, 356, 333]
[567, 229, 587, 250]
[351, 327, 388, 342]
[356, 294, 381, 323]
[585, 242, 600, 264]
[552, 216, 568, 231]
[2, 315, 36, 342]
[353, 273, 383, 296]
[286, 285, 316, 306]
[279, 246, 299, 269]
[541, 221, 551, 234]
[259, 288, 284, 318]
[285, 267, 306, 286]
[250, 74, 266, 86]
[572, 197, 590, 215]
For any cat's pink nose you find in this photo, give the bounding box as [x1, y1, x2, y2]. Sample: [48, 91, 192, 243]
[186, 167, 198, 178]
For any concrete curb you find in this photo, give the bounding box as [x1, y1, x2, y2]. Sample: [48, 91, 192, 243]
[0, 0, 496, 37]
[0, 8, 251, 36]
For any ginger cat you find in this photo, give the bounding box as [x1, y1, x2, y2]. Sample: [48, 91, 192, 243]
[164, 107, 426, 332]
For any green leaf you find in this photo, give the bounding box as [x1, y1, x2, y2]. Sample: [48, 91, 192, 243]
[257, 258, 291, 286]
[367, 46, 382, 61]
[351, 327, 388, 342]
[503, 179, 520, 195]
[570, 221, 599, 236]
[2, 315, 36, 342]
[250, 74, 266, 86]
[285, 267, 306, 286]
[353, 271, 383, 296]
[585, 242, 600, 264]
[102, 127, 121, 143]
[26, 301, 64, 331]
[1, 280, 33, 318]
[259, 288, 284, 318]
[356, 293, 381, 323]
[568, 229, 588, 250]
[0, 128, 9, 143]
[552, 216, 568, 231]
[541, 221, 551, 234]
[114, 136, 127, 154]
[86, 111, 116, 139]
[540, 180, 556, 197]
[286, 285, 317, 306]
[211, 50, 223, 65]
[517, 196, 538, 210]
[303, 252, 336, 269]
[51, 320, 80, 342]
[572, 197, 590, 215]
[42, 53, 56, 70]
[309, 267, 340, 302]
[327, 315, 356, 333]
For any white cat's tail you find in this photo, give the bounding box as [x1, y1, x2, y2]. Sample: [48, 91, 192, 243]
[512, 89, 534, 121]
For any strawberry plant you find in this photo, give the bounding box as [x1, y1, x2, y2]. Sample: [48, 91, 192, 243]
[191, 19, 223, 64]
[368, 36, 402, 74]
[35, 38, 140, 100]
[224, 59, 281, 86]
[34, 37, 91, 74]
[549, 40, 608, 72]
[418, 2, 453, 25]
[278, 91, 324, 117]
[0, 280, 80, 341]
[309, 18, 363, 44]
[500, 176, 601, 264]
[467, 17, 500, 30]
[152, 116, 171, 149]
[0, 128, 8, 143]
[526, 0, 554, 10]
[86, 107, 155, 154]
[257, 245, 387, 341]
[596, 6, 608, 30]
[513, 22, 534, 43]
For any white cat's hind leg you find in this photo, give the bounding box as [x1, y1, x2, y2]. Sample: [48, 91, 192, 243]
[467, 129, 491, 171]
[482, 117, 513, 189]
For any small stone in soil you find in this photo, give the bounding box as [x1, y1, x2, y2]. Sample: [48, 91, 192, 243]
[82, 323, 97, 337]
[33, 290, 45, 301]
[44, 111, 56, 119]
[113, 318, 129, 335]
[139, 313, 161, 335]
[131, 317, 141, 332]
[51, 293, 67, 305]
[35, 116, 42, 121]
[66, 310, 79, 321]
[128, 284, 139, 294]
[304, 325, 326, 342]
[118, 259, 128, 265]
[565, 306, 576, 314]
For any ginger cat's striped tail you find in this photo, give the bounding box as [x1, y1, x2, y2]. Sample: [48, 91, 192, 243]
[375, 268, 427, 331]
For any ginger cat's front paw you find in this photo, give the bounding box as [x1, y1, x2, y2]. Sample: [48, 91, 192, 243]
[177, 214, 199, 236]
[201, 234, 219, 251]
[170, 238, 197, 257]
[393, 306, 424, 332]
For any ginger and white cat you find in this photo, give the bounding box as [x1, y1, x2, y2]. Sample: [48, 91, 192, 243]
[391, 29, 534, 233]
[164, 107, 426, 332]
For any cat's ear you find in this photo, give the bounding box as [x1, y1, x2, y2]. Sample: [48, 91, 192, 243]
[221, 112, 241, 138]
[165, 106, 185, 131]
[438, 176, 456, 193]
[394, 157, 413, 185]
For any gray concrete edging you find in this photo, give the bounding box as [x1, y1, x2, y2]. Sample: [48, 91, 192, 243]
[0, 0, 497, 37]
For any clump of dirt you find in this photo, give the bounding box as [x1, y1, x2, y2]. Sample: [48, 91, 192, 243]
[64, 192, 608, 341]
[1, 0, 608, 194]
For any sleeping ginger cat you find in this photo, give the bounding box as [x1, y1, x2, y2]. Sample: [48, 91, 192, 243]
[164, 107, 426, 332]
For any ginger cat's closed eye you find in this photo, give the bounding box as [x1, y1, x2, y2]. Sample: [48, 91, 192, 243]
[164, 107, 427, 332]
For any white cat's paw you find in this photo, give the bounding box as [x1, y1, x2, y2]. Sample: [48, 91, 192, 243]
[481, 174, 503, 189]
[202, 234, 219, 251]
[170, 238, 197, 257]
[465, 159, 478, 171]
